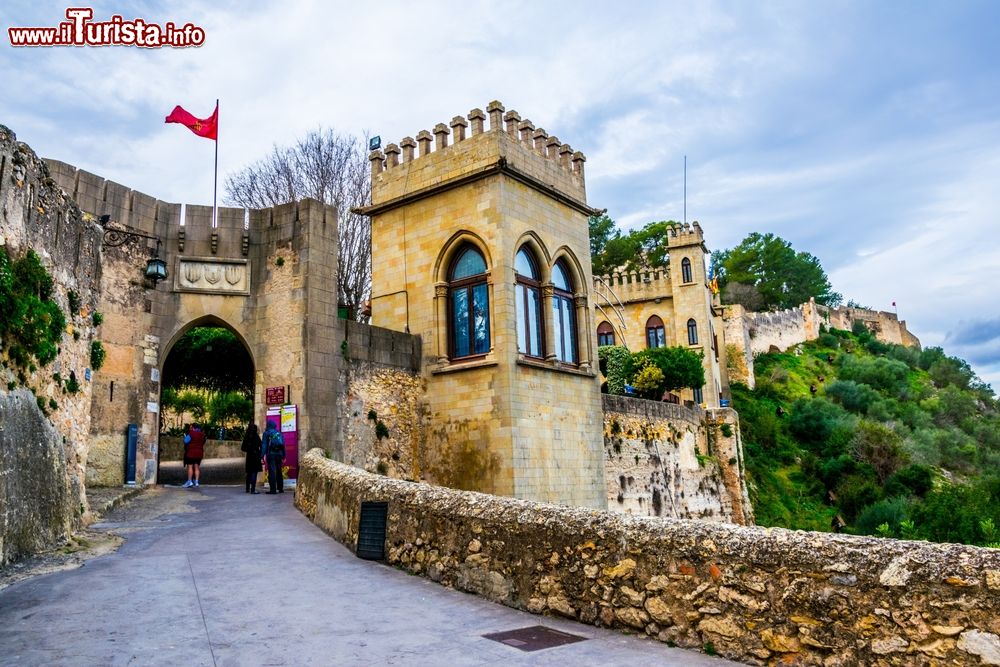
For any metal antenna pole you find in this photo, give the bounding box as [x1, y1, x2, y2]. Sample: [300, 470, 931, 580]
[683, 155, 687, 224]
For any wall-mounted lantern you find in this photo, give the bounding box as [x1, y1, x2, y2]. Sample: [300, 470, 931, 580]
[99, 214, 169, 285]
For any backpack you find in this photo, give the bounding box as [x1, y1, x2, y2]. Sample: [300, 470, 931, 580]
[268, 430, 285, 457]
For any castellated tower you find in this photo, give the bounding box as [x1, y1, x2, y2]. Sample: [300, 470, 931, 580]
[666, 222, 725, 407]
[359, 101, 606, 508]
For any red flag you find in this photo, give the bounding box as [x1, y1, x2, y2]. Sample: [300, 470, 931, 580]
[165, 103, 218, 140]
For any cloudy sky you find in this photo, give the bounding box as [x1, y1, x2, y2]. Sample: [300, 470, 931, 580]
[3, 1, 999, 388]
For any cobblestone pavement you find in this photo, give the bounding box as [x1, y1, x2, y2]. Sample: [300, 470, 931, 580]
[0, 486, 741, 666]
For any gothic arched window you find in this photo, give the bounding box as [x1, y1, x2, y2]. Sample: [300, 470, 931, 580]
[681, 257, 693, 283]
[597, 321, 616, 347]
[515, 247, 543, 358]
[551, 261, 577, 363]
[448, 245, 490, 358]
[687, 318, 699, 345]
[646, 315, 665, 349]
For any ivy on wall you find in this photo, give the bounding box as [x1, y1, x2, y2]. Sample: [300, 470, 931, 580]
[0, 247, 66, 370]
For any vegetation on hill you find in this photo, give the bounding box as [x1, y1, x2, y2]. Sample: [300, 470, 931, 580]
[735, 323, 1000, 547]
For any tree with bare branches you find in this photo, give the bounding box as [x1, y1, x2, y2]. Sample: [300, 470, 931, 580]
[224, 128, 371, 320]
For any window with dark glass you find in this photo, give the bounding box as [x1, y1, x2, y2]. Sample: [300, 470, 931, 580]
[515, 247, 543, 357]
[681, 257, 693, 283]
[551, 261, 577, 363]
[687, 318, 698, 345]
[645, 315, 665, 349]
[448, 245, 490, 358]
[597, 321, 616, 347]
[693, 386, 703, 404]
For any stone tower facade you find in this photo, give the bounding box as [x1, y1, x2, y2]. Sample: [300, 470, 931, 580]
[592, 222, 726, 407]
[361, 100, 606, 508]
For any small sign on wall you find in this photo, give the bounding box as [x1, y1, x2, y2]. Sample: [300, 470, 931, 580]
[266, 386, 286, 405]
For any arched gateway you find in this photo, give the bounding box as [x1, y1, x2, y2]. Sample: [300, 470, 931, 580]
[45, 158, 341, 485]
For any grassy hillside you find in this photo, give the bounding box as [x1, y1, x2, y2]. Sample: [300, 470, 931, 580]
[733, 323, 1000, 547]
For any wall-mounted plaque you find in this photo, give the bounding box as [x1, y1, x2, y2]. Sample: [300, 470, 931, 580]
[174, 257, 250, 295]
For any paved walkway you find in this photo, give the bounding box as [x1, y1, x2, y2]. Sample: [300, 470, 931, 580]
[0, 486, 740, 666]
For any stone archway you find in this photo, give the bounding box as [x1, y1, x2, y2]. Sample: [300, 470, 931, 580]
[156, 316, 255, 485]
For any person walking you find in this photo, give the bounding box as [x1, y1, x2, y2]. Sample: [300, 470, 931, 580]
[241, 423, 263, 494]
[262, 420, 285, 494]
[182, 423, 206, 488]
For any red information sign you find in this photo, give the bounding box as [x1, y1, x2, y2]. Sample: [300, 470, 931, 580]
[265, 386, 285, 405]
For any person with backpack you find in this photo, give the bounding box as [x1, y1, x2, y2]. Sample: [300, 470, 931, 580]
[261, 420, 285, 494]
[182, 423, 206, 488]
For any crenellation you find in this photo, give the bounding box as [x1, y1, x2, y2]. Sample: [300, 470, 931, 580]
[545, 135, 561, 159]
[365, 101, 589, 208]
[450, 115, 468, 142]
[384, 143, 401, 168]
[559, 143, 573, 169]
[400, 136, 416, 162]
[369, 148, 385, 179]
[432, 122, 450, 150]
[486, 100, 504, 130]
[468, 108, 486, 134]
[517, 119, 535, 146]
[503, 109, 521, 136]
[416, 129, 432, 156]
[532, 127, 548, 153]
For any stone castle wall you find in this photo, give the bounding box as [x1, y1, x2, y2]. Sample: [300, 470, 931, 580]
[602, 395, 751, 525]
[0, 126, 106, 563]
[334, 320, 426, 480]
[721, 299, 921, 384]
[297, 450, 1000, 667]
[43, 154, 340, 486]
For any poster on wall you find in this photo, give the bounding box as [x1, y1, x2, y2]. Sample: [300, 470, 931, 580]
[264, 404, 299, 480]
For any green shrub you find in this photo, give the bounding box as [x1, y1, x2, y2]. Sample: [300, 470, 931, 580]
[92, 311, 103, 327]
[788, 398, 852, 445]
[375, 420, 389, 440]
[367, 409, 377, 421]
[884, 464, 934, 498]
[838, 356, 909, 396]
[850, 420, 908, 483]
[855, 497, 910, 536]
[0, 248, 66, 369]
[90, 340, 106, 370]
[630, 346, 705, 395]
[817, 333, 839, 349]
[67, 290, 81, 315]
[824, 380, 878, 414]
[598, 345, 633, 395]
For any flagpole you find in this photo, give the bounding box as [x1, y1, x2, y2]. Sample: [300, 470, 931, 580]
[213, 99, 219, 228]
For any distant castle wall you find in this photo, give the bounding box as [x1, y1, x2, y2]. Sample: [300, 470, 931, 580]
[720, 299, 920, 377]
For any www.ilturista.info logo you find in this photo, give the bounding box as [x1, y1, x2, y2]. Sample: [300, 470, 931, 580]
[8, 8, 206, 48]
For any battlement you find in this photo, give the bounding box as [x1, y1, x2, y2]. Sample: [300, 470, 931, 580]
[666, 221, 705, 249]
[364, 100, 593, 214]
[593, 266, 673, 305]
[41, 158, 337, 260]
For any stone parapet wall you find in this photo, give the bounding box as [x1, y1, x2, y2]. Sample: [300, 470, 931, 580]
[297, 450, 1000, 666]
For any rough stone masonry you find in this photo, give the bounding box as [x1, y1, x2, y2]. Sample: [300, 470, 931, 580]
[297, 450, 1000, 666]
